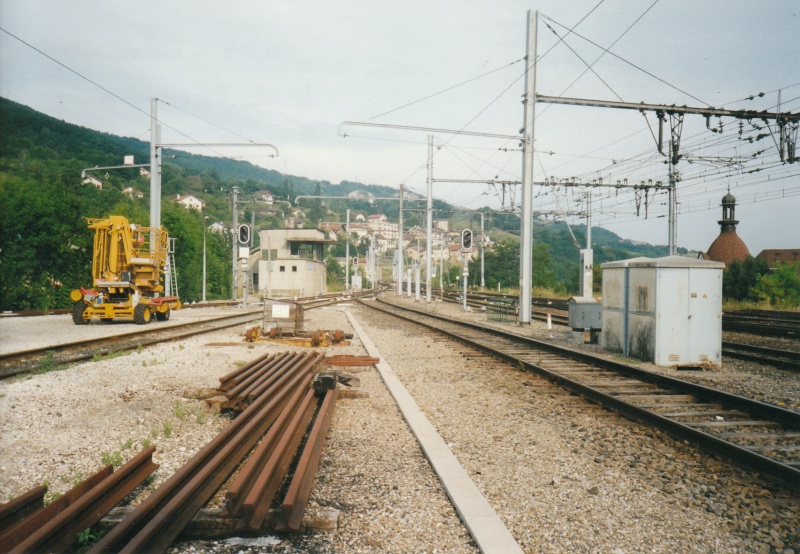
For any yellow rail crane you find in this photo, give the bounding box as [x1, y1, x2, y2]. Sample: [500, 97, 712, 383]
[70, 215, 182, 324]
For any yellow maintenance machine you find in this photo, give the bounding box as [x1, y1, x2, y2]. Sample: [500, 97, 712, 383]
[70, 215, 181, 324]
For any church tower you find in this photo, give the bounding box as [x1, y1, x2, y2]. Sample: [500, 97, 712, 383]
[704, 188, 750, 267]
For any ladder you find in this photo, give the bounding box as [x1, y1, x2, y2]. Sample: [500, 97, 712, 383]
[165, 237, 179, 298]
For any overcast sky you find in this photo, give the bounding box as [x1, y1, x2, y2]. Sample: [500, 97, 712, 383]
[2, 1, 798, 255]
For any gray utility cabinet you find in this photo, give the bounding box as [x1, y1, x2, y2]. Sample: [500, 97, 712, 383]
[601, 256, 724, 367]
[568, 296, 602, 330]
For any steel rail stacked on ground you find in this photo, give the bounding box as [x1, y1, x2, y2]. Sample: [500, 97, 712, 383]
[362, 297, 800, 490]
[89, 351, 326, 553]
[1, 447, 158, 554]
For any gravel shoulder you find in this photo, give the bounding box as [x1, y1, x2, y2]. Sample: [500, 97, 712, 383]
[1, 300, 798, 553]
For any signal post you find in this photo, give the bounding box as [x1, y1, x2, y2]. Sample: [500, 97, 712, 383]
[461, 229, 472, 312]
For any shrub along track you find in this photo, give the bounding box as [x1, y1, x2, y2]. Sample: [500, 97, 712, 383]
[361, 296, 800, 490]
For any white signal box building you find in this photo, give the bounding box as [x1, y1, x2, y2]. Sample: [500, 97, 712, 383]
[252, 228, 336, 298]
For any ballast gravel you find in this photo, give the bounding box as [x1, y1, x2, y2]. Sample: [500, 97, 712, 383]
[0, 299, 798, 553]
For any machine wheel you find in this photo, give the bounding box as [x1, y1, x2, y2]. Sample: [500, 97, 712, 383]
[155, 307, 170, 321]
[72, 303, 90, 325]
[133, 304, 152, 325]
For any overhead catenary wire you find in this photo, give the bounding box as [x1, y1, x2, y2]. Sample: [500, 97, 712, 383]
[0, 26, 264, 162]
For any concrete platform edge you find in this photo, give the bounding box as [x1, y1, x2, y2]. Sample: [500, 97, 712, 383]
[345, 309, 524, 554]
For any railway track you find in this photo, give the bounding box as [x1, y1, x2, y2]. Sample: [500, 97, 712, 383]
[0, 310, 263, 379]
[722, 342, 800, 372]
[361, 296, 800, 490]
[438, 290, 799, 370]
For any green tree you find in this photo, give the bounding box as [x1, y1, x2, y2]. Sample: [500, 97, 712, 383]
[325, 255, 345, 290]
[470, 238, 519, 289]
[531, 242, 557, 289]
[723, 256, 770, 301]
[754, 263, 800, 308]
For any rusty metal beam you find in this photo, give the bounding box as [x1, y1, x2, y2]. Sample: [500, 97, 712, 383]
[223, 379, 309, 515]
[11, 446, 157, 554]
[91, 352, 324, 554]
[0, 486, 47, 538]
[243, 388, 318, 530]
[281, 388, 339, 531]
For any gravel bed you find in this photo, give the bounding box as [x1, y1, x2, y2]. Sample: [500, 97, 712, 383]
[1, 300, 798, 553]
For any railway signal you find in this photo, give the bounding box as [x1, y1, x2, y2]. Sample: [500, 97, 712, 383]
[461, 229, 473, 252]
[238, 224, 250, 245]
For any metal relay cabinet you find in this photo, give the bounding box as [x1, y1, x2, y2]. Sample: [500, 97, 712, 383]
[601, 256, 724, 367]
[568, 296, 603, 330]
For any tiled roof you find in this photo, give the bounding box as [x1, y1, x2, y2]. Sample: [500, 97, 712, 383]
[706, 231, 750, 267]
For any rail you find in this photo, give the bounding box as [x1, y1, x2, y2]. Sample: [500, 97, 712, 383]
[361, 296, 800, 489]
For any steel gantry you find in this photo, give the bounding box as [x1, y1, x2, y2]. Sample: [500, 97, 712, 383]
[535, 94, 800, 254]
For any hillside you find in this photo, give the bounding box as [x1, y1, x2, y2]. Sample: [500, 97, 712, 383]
[0, 97, 682, 309]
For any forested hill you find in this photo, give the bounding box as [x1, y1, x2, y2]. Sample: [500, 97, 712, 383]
[0, 96, 406, 200]
[0, 97, 679, 310]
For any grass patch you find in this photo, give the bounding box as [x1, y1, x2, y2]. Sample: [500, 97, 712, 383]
[163, 420, 173, 438]
[101, 451, 123, 469]
[76, 527, 104, 551]
[34, 350, 60, 374]
[173, 401, 188, 420]
[142, 438, 152, 449]
[92, 350, 129, 362]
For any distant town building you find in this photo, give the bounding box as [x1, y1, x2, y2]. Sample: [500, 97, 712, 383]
[255, 190, 275, 204]
[175, 194, 206, 212]
[698, 189, 749, 268]
[367, 214, 399, 241]
[82, 175, 103, 189]
[757, 249, 800, 270]
[139, 167, 151, 178]
[122, 187, 144, 199]
[250, 228, 336, 297]
[208, 222, 226, 234]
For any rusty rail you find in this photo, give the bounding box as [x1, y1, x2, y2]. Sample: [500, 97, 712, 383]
[5, 446, 157, 554]
[242, 388, 318, 530]
[90, 351, 325, 554]
[280, 387, 339, 530]
[0, 486, 47, 537]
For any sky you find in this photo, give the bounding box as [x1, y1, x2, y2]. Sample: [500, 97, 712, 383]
[1, 0, 798, 255]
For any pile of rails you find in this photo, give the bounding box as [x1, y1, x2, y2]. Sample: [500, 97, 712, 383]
[1, 350, 348, 554]
[0, 449, 158, 553]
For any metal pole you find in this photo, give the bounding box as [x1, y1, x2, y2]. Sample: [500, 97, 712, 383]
[440, 241, 444, 301]
[463, 254, 468, 312]
[426, 135, 434, 303]
[149, 98, 161, 248]
[415, 263, 421, 301]
[480, 213, 485, 290]
[519, 10, 538, 325]
[668, 142, 676, 255]
[202, 217, 207, 302]
[345, 209, 350, 290]
[231, 186, 239, 300]
[397, 184, 404, 295]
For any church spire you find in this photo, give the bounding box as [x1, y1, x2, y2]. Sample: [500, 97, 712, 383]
[719, 186, 738, 233]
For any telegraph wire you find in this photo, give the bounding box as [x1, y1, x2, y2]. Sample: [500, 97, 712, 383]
[540, 14, 711, 107]
[366, 57, 524, 122]
[0, 26, 149, 120]
[0, 26, 244, 161]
